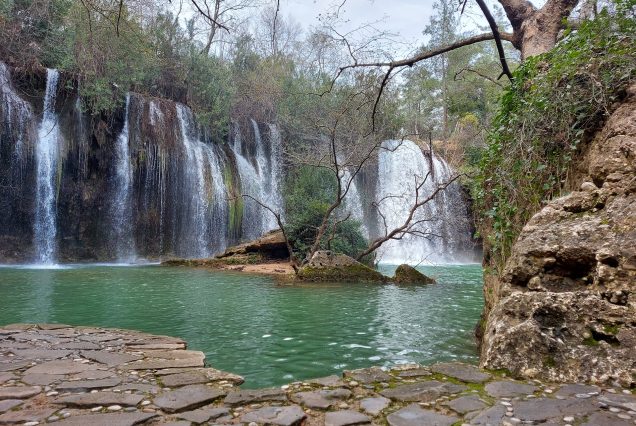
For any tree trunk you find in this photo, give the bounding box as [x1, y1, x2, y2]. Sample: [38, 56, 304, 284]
[497, 0, 580, 59]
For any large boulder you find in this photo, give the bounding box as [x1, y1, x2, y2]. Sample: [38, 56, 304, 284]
[163, 230, 289, 267]
[393, 264, 435, 284]
[217, 230, 289, 260]
[480, 85, 636, 386]
[297, 251, 388, 283]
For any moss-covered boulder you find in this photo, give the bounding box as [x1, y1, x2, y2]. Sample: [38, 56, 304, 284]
[393, 264, 436, 284]
[297, 251, 388, 283]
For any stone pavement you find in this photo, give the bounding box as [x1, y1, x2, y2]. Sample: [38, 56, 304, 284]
[1, 324, 635, 425]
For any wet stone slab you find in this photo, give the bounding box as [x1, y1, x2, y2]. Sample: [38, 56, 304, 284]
[430, 362, 492, 383]
[512, 397, 598, 422]
[387, 404, 459, 426]
[444, 394, 488, 414]
[153, 384, 225, 413]
[224, 388, 287, 405]
[292, 388, 351, 409]
[308, 375, 346, 387]
[343, 367, 392, 384]
[53, 392, 145, 407]
[0, 385, 41, 400]
[599, 392, 636, 411]
[21, 373, 65, 386]
[240, 405, 306, 426]
[555, 383, 601, 398]
[55, 377, 122, 391]
[53, 412, 158, 426]
[23, 359, 103, 375]
[324, 410, 371, 426]
[582, 411, 635, 426]
[176, 406, 230, 423]
[1, 323, 634, 426]
[0, 399, 23, 413]
[0, 407, 58, 424]
[380, 380, 468, 402]
[359, 396, 390, 416]
[485, 380, 538, 397]
[396, 368, 431, 378]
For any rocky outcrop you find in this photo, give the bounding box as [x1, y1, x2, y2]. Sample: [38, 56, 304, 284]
[480, 86, 636, 386]
[393, 264, 436, 284]
[216, 230, 289, 261]
[161, 230, 293, 275]
[297, 250, 389, 283]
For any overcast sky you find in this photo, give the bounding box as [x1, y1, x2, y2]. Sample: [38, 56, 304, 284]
[281, 0, 436, 46]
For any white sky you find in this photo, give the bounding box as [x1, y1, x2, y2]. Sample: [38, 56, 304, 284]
[281, 0, 436, 47]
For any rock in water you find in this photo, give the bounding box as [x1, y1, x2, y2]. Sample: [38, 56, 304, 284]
[392, 264, 435, 284]
[480, 84, 636, 386]
[297, 251, 388, 283]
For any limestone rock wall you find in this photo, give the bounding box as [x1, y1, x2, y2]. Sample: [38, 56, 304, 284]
[480, 85, 636, 386]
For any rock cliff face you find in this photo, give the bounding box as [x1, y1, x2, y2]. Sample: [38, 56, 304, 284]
[480, 86, 636, 386]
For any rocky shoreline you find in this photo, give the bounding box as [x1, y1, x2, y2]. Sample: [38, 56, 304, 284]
[1, 324, 635, 425]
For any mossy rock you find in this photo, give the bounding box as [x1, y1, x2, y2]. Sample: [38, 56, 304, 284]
[297, 251, 388, 283]
[392, 264, 435, 284]
[161, 253, 264, 268]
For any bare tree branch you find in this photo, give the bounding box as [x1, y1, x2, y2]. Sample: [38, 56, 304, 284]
[190, 0, 230, 32]
[271, 0, 280, 55]
[356, 172, 462, 261]
[240, 194, 299, 271]
[475, 0, 514, 81]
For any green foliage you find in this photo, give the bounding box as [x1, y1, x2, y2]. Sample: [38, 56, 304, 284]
[284, 166, 368, 261]
[473, 1, 636, 271]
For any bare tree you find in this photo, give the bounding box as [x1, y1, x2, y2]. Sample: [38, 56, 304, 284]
[196, 0, 258, 56]
[357, 171, 461, 261]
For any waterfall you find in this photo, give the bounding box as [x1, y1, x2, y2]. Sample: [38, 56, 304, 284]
[33, 69, 61, 264]
[0, 62, 33, 183]
[374, 139, 474, 264]
[111, 93, 136, 261]
[267, 124, 284, 222]
[251, 119, 278, 231]
[339, 167, 368, 238]
[204, 144, 228, 251]
[176, 104, 228, 258]
[233, 149, 263, 241]
[232, 121, 284, 240]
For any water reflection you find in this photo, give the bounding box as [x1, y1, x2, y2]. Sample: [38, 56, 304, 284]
[0, 264, 483, 387]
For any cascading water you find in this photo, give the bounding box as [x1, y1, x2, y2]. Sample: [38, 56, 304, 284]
[266, 124, 284, 222]
[0, 62, 33, 183]
[177, 104, 210, 257]
[111, 93, 136, 261]
[373, 139, 474, 264]
[339, 166, 369, 238]
[33, 69, 61, 265]
[1, 63, 476, 264]
[232, 121, 284, 239]
[176, 104, 228, 258]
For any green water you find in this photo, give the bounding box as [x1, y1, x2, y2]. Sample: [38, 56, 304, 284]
[0, 264, 483, 388]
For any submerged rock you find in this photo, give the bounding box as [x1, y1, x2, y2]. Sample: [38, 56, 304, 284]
[296, 251, 388, 283]
[392, 264, 435, 284]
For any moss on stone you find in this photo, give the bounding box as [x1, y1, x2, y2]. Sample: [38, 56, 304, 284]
[603, 324, 620, 335]
[392, 264, 435, 284]
[297, 263, 388, 283]
[544, 356, 557, 368]
[582, 336, 600, 347]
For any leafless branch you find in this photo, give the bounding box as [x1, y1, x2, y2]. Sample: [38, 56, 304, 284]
[475, 0, 514, 81]
[240, 194, 299, 271]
